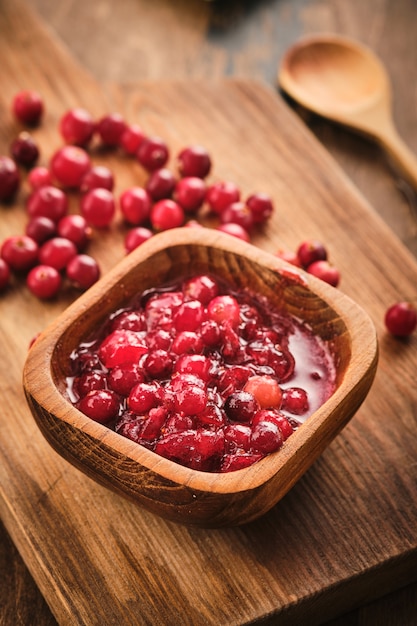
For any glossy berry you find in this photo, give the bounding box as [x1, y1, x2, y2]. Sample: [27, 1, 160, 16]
[207, 294, 240, 328]
[174, 176, 206, 213]
[59, 107, 95, 147]
[217, 222, 250, 242]
[12, 90, 43, 126]
[66, 254, 100, 290]
[10, 132, 39, 167]
[246, 193, 274, 224]
[150, 199, 185, 231]
[50, 145, 91, 188]
[77, 389, 119, 423]
[281, 387, 309, 415]
[146, 168, 176, 201]
[81, 188, 116, 228]
[206, 181, 240, 215]
[224, 391, 259, 423]
[120, 124, 145, 155]
[244, 375, 282, 409]
[57, 214, 91, 250]
[0, 258, 11, 290]
[97, 113, 126, 146]
[137, 136, 169, 172]
[128, 381, 163, 414]
[220, 201, 254, 231]
[27, 166, 52, 191]
[182, 274, 218, 304]
[307, 260, 340, 287]
[177, 145, 211, 178]
[25, 216, 56, 244]
[120, 187, 152, 225]
[26, 264, 61, 299]
[39, 237, 77, 271]
[297, 240, 328, 268]
[251, 419, 283, 455]
[80, 165, 114, 194]
[1, 235, 39, 272]
[0, 156, 20, 201]
[27, 185, 68, 222]
[124, 227, 153, 253]
[385, 301, 417, 337]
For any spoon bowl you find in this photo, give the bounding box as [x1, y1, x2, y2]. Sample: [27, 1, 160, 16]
[279, 34, 417, 189]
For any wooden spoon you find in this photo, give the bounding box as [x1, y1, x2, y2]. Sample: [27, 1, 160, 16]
[278, 34, 417, 189]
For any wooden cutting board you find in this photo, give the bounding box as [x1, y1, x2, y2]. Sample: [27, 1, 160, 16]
[1, 1, 417, 624]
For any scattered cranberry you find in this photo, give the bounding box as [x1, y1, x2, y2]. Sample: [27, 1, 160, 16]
[80, 165, 114, 194]
[177, 145, 211, 179]
[39, 237, 77, 271]
[206, 181, 240, 215]
[26, 264, 62, 299]
[275, 249, 302, 267]
[81, 188, 116, 228]
[50, 145, 91, 188]
[0, 156, 20, 201]
[97, 113, 126, 147]
[146, 168, 176, 201]
[1, 235, 39, 272]
[59, 108, 95, 147]
[0, 258, 11, 290]
[27, 185, 68, 222]
[220, 201, 254, 231]
[25, 216, 56, 244]
[150, 198, 185, 231]
[12, 90, 44, 126]
[137, 136, 169, 172]
[307, 260, 340, 287]
[27, 166, 52, 191]
[385, 301, 417, 337]
[217, 222, 250, 242]
[57, 214, 91, 250]
[66, 254, 100, 289]
[174, 176, 206, 213]
[246, 193, 274, 224]
[120, 124, 145, 155]
[10, 132, 39, 168]
[120, 187, 152, 225]
[297, 239, 328, 268]
[124, 227, 153, 253]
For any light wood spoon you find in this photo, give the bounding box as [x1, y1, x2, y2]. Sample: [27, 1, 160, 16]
[278, 33, 417, 189]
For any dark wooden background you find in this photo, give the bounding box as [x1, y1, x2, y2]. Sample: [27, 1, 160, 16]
[1, 0, 416, 624]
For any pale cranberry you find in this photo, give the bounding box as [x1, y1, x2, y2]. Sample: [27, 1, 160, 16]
[120, 124, 145, 155]
[57, 215, 91, 250]
[206, 181, 240, 215]
[251, 419, 283, 454]
[25, 216, 56, 243]
[150, 199, 185, 231]
[137, 136, 169, 171]
[244, 375, 282, 409]
[177, 145, 211, 178]
[27, 185, 68, 222]
[297, 240, 328, 268]
[207, 294, 240, 328]
[174, 176, 206, 213]
[217, 223, 250, 242]
[183, 274, 219, 304]
[146, 168, 176, 200]
[124, 227, 153, 253]
[80, 165, 114, 194]
[0, 258, 11, 290]
[385, 301, 417, 337]
[10, 132, 39, 167]
[27, 166, 52, 191]
[39, 237, 77, 270]
[120, 187, 152, 225]
[78, 389, 119, 423]
[224, 391, 259, 423]
[246, 193, 274, 224]
[81, 188, 116, 228]
[60, 108, 95, 146]
[220, 201, 254, 231]
[281, 387, 309, 415]
[1, 235, 38, 272]
[307, 260, 340, 287]
[12, 90, 43, 126]
[97, 113, 126, 146]
[50, 146, 91, 188]
[0, 156, 20, 201]
[66, 254, 100, 289]
[26, 264, 61, 299]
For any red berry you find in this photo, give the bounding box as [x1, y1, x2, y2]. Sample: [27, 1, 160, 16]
[128, 381, 163, 414]
[385, 301, 417, 337]
[59, 108, 95, 147]
[307, 260, 340, 287]
[97, 113, 126, 146]
[220, 201, 254, 231]
[281, 387, 309, 415]
[12, 90, 43, 126]
[80, 165, 114, 194]
[77, 389, 119, 423]
[66, 254, 100, 289]
[10, 132, 39, 168]
[39, 237, 77, 271]
[26, 264, 61, 299]
[137, 136, 169, 172]
[246, 193, 274, 224]
[207, 294, 240, 328]
[98, 329, 148, 367]
[224, 391, 259, 423]
[146, 168, 176, 201]
[107, 363, 144, 396]
[50, 145, 91, 188]
[297, 240, 328, 268]
[150, 198, 185, 231]
[0, 258, 11, 290]
[182, 274, 219, 304]
[25, 216, 56, 243]
[1, 235, 39, 272]
[124, 227, 153, 253]
[206, 181, 240, 215]
[0, 156, 20, 201]
[120, 187, 152, 225]
[217, 222, 250, 242]
[27, 166, 52, 191]
[81, 188, 116, 228]
[120, 124, 145, 155]
[57, 214, 91, 250]
[251, 419, 283, 454]
[174, 176, 206, 213]
[27, 185, 68, 222]
[275, 249, 301, 267]
[177, 145, 211, 178]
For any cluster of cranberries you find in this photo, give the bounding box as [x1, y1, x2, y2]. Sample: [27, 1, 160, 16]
[0, 90, 274, 299]
[67, 274, 335, 472]
[276, 239, 341, 287]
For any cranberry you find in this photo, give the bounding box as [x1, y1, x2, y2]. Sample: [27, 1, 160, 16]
[50, 145, 91, 188]
[0, 156, 20, 201]
[145, 328, 172, 351]
[173, 300, 206, 331]
[77, 389, 119, 423]
[217, 365, 251, 394]
[73, 371, 107, 398]
[246, 193, 274, 224]
[120, 187, 152, 225]
[174, 384, 208, 416]
[253, 410, 295, 440]
[27, 166, 52, 191]
[25, 216, 56, 243]
[244, 375, 282, 409]
[183, 275, 219, 305]
[206, 181, 240, 215]
[137, 136, 169, 171]
[143, 349, 173, 379]
[307, 260, 340, 287]
[224, 391, 259, 423]
[217, 223, 250, 242]
[224, 423, 252, 451]
[174, 176, 206, 213]
[281, 387, 309, 415]
[97, 113, 126, 146]
[59, 108, 95, 147]
[150, 199, 185, 231]
[221, 452, 263, 472]
[107, 363, 144, 396]
[385, 301, 417, 337]
[171, 331, 204, 355]
[124, 227, 153, 253]
[0, 258, 11, 290]
[120, 124, 145, 155]
[81, 188, 116, 228]
[207, 294, 240, 328]
[39, 237, 77, 271]
[26, 264, 62, 299]
[1, 235, 38, 272]
[220, 201, 254, 231]
[174, 354, 212, 381]
[177, 145, 211, 178]
[110, 310, 146, 332]
[297, 239, 328, 268]
[251, 419, 283, 454]
[99, 329, 148, 367]
[146, 168, 176, 200]
[12, 90, 43, 126]
[57, 215, 91, 250]
[10, 132, 39, 167]
[27, 185, 68, 222]
[275, 249, 302, 267]
[80, 165, 114, 194]
[128, 381, 163, 414]
[66, 254, 100, 289]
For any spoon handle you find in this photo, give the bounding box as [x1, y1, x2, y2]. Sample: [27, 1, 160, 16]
[377, 125, 417, 190]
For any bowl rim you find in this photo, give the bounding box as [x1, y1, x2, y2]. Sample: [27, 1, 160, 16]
[23, 227, 378, 495]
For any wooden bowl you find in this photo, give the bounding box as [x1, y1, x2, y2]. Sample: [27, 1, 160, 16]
[23, 228, 378, 527]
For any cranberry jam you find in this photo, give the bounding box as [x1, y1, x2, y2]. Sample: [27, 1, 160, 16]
[66, 274, 336, 472]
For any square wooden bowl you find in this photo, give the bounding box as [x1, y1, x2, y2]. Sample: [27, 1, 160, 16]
[23, 228, 378, 527]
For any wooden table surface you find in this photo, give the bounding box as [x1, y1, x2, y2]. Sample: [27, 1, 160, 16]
[1, 0, 416, 625]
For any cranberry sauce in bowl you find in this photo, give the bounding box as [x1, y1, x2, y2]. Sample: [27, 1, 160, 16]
[66, 273, 337, 473]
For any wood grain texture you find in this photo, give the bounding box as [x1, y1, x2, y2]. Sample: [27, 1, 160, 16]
[1, 0, 417, 624]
